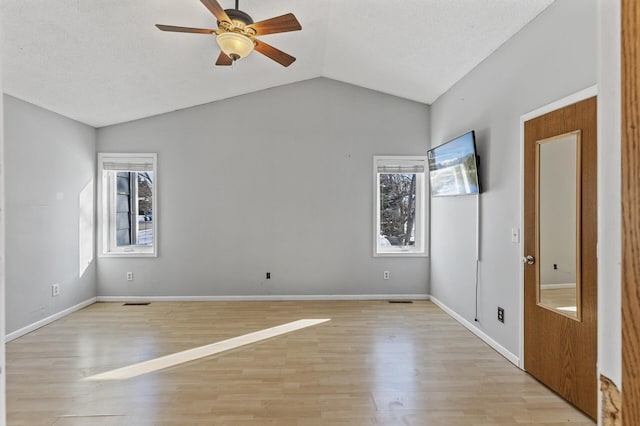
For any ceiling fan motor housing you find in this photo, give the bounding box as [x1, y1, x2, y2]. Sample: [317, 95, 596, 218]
[223, 8, 254, 26]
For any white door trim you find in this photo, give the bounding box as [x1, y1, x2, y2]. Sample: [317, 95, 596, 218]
[518, 85, 598, 370]
[0, 35, 6, 426]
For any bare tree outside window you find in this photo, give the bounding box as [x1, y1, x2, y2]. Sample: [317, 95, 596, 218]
[379, 173, 417, 247]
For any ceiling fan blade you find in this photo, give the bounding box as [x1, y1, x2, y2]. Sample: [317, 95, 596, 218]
[156, 24, 215, 34]
[215, 51, 233, 66]
[200, 0, 231, 24]
[254, 39, 296, 67]
[247, 13, 301, 36]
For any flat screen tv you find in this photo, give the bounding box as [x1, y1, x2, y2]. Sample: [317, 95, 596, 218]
[427, 131, 481, 197]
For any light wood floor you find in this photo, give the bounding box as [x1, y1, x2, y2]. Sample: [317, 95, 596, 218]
[6, 301, 594, 425]
[539, 287, 577, 311]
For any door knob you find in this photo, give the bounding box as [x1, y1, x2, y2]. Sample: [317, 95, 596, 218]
[522, 255, 535, 265]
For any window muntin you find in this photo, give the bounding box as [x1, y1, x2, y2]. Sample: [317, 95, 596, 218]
[374, 156, 427, 257]
[98, 153, 157, 257]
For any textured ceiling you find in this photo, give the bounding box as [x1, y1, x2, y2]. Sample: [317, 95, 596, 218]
[2, 0, 555, 127]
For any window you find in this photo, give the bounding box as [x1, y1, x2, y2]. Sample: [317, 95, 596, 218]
[374, 156, 427, 257]
[98, 153, 157, 257]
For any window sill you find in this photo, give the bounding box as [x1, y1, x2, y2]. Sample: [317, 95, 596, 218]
[373, 251, 429, 258]
[100, 251, 157, 258]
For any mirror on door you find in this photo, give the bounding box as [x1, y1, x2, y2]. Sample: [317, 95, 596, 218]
[536, 131, 581, 319]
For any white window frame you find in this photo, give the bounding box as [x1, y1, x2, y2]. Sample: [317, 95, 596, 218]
[373, 155, 428, 257]
[98, 153, 158, 257]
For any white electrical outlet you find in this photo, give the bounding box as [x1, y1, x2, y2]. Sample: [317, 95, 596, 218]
[51, 283, 60, 297]
[126, 272, 133, 281]
[383, 271, 390, 280]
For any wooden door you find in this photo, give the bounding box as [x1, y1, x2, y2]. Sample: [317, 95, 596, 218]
[523, 96, 597, 419]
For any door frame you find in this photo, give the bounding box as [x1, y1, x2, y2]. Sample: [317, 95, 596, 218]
[518, 85, 598, 370]
[622, 0, 640, 420]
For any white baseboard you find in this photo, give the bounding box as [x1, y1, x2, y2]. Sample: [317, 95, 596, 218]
[5, 297, 97, 342]
[429, 296, 520, 367]
[96, 294, 430, 302]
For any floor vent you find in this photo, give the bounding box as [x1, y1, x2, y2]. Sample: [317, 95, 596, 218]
[122, 302, 150, 306]
[388, 300, 413, 304]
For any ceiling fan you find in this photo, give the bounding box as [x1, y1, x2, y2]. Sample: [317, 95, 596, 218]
[156, 0, 301, 67]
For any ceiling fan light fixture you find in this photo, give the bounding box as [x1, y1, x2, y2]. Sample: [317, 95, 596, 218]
[216, 32, 254, 60]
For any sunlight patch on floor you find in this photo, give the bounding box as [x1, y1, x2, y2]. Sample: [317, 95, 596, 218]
[85, 318, 331, 381]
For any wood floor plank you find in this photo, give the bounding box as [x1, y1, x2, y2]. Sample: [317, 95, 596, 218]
[5, 301, 593, 425]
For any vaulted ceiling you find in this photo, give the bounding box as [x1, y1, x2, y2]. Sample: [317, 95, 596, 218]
[2, 0, 555, 127]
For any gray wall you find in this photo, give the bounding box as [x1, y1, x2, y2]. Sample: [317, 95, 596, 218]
[429, 0, 597, 356]
[96, 78, 430, 297]
[4, 95, 97, 334]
